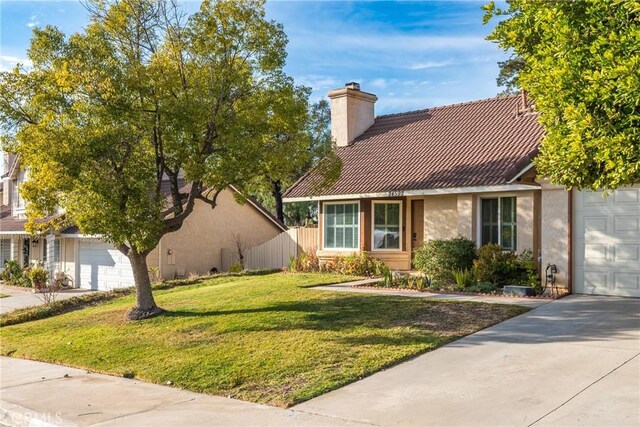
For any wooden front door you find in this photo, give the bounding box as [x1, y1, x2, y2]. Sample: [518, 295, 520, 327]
[411, 200, 424, 266]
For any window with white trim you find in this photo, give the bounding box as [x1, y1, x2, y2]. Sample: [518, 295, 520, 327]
[324, 203, 359, 249]
[481, 197, 517, 251]
[372, 201, 401, 250]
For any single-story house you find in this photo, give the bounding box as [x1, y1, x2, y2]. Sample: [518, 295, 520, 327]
[0, 154, 285, 290]
[283, 83, 640, 297]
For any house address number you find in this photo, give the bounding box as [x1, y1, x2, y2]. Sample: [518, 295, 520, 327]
[388, 190, 404, 197]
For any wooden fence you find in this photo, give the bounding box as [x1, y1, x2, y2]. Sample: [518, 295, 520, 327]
[221, 227, 318, 272]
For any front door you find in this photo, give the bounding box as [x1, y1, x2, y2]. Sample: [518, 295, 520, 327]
[411, 200, 424, 267]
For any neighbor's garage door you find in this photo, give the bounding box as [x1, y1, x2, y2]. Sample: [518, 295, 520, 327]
[78, 240, 134, 290]
[573, 186, 640, 297]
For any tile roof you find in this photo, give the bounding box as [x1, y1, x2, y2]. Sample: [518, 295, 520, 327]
[284, 94, 544, 199]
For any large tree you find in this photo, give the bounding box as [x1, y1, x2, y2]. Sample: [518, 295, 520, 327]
[0, 0, 296, 319]
[484, 0, 640, 190]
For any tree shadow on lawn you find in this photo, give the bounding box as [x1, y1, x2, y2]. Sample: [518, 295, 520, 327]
[162, 294, 640, 349]
[162, 295, 517, 338]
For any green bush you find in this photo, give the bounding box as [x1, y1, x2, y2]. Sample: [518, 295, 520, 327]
[28, 265, 49, 289]
[228, 262, 243, 273]
[473, 245, 538, 289]
[320, 252, 388, 277]
[413, 237, 476, 285]
[451, 268, 473, 290]
[0, 260, 30, 287]
[465, 281, 499, 294]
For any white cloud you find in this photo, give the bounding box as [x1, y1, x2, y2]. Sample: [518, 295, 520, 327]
[368, 78, 398, 89]
[408, 60, 455, 70]
[294, 75, 341, 90]
[26, 15, 39, 28]
[0, 55, 33, 72]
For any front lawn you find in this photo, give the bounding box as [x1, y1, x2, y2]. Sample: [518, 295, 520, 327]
[0, 273, 527, 407]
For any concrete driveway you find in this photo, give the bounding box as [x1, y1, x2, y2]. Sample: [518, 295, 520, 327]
[295, 295, 640, 426]
[1, 295, 638, 426]
[0, 284, 95, 315]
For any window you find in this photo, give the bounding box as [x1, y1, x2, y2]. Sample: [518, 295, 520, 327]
[53, 239, 61, 267]
[481, 197, 517, 251]
[324, 202, 359, 249]
[372, 201, 401, 250]
[0, 239, 10, 267]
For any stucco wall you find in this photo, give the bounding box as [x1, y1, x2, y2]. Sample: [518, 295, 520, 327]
[516, 191, 536, 253]
[158, 189, 282, 279]
[424, 195, 458, 241]
[456, 194, 475, 239]
[540, 184, 570, 289]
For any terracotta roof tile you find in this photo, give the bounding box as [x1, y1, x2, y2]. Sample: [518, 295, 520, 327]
[284, 94, 544, 198]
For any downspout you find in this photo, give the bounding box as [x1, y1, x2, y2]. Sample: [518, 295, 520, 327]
[567, 189, 573, 294]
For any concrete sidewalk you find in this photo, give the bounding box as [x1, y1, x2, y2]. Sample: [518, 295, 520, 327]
[0, 284, 95, 315]
[314, 279, 551, 308]
[0, 358, 365, 427]
[1, 295, 638, 426]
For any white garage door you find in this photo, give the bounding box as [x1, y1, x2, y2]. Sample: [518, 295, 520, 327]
[573, 186, 640, 297]
[78, 240, 134, 290]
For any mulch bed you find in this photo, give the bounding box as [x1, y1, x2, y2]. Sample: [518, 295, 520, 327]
[352, 284, 568, 299]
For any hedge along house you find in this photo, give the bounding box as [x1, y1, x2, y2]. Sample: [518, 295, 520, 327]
[1, 153, 285, 290]
[283, 83, 640, 297]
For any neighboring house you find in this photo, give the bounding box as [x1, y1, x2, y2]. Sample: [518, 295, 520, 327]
[0, 154, 285, 290]
[283, 83, 640, 297]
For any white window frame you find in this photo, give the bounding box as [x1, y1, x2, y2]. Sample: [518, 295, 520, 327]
[370, 200, 403, 252]
[12, 170, 28, 215]
[322, 200, 361, 251]
[477, 194, 517, 251]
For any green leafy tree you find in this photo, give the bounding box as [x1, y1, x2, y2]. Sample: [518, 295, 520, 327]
[250, 98, 337, 225]
[0, 0, 295, 319]
[496, 56, 524, 94]
[484, 0, 640, 190]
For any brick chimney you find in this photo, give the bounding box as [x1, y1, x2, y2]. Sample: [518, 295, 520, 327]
[327, 82, 377, 147]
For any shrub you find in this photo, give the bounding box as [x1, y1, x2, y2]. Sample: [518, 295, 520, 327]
[518, 250, 542, 294]
[0, 260, 30, 287]
[413, 236, 476, 285]
[289, 249, 320, 273]
[465, 281, 498, 294]
[228, 262, 243, 273]
[382, 269, 394, 287]
[451, 268, 473, 290]
[472, 244, 519, 287]
[320, 252, 388, 277]
[28, 265, 49, 289]
[473, 245, 539, 289]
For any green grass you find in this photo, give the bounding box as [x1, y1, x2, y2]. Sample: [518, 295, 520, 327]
[0, 293, 9, 298]
[0, 272, 528, 407]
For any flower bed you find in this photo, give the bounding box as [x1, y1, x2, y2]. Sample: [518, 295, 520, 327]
[354, 281, 567, 299]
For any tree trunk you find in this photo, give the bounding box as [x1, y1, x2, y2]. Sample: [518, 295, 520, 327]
[271, 179, 284, 224]
[126, 250, 163, 320]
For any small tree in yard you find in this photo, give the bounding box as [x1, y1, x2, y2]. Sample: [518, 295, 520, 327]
[0, 0, 302, 320]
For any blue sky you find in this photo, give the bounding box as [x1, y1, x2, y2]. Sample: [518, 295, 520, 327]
[0, 0, 508, 115]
